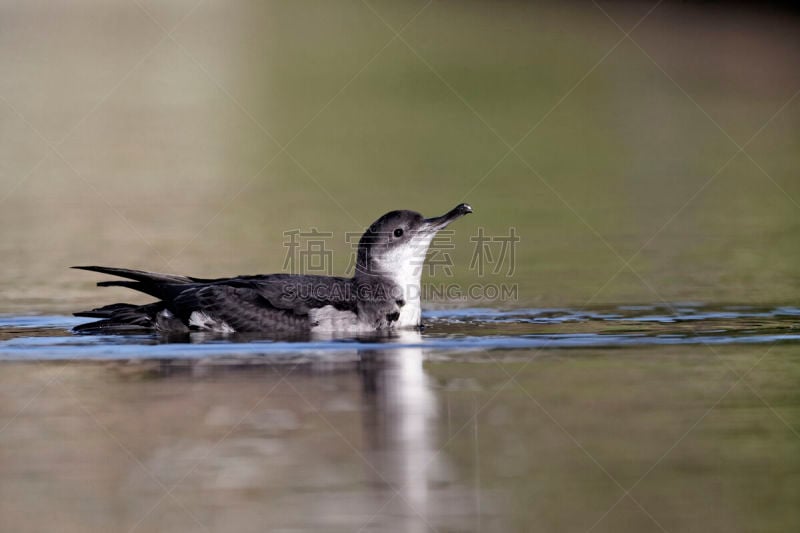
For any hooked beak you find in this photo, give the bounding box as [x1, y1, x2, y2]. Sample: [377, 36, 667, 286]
[422, 203, 473, 232]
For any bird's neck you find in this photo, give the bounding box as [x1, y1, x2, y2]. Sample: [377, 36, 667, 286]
[354, 265, 423, 328]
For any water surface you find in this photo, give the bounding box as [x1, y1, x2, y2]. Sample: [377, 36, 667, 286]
[1, 305, 798, 532]
[2, 304, 800, 359]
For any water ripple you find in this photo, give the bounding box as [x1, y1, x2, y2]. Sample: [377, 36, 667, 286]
[0, 304, 797, 360]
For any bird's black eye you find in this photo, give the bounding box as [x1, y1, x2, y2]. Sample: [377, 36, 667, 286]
[393, 228, 404, 238]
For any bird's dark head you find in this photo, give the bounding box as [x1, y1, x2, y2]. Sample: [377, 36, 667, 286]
[355, 203, 473, 279]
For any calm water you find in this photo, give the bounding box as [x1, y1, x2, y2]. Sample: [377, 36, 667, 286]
[2, 305, 800, 359]
[1, 306, 799, 532]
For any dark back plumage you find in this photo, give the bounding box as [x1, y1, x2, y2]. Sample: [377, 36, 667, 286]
[72, 266, 357, 333]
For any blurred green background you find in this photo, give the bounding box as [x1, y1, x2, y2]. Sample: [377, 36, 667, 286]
[0, 0, 798, 313]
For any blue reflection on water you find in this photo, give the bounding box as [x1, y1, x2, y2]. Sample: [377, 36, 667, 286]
[1, 304, 798, 360]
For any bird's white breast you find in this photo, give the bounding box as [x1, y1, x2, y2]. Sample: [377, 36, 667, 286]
[376, 234, 434, 328]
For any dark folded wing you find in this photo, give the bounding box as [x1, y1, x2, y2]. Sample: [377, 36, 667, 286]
[172, 285, 312, 332]
[229, 274, 356, 314]
[73, 267, 359, 332]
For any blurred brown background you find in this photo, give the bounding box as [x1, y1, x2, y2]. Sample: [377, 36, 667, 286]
[1, 0, 799, 314]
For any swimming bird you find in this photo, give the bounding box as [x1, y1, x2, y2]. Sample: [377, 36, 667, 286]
[72, 203, 473, 334]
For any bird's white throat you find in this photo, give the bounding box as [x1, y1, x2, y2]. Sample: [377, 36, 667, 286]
[375, 233, 435, 328]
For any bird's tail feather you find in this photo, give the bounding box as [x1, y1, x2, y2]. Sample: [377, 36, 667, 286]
[72, 265, 207, 300]
[71, 265, 195, 284]
[72, 302, 160, 333]
[74, 302, 140, 318]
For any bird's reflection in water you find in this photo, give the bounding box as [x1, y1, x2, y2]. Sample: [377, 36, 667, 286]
[123, 329, 461, 531]
[358, 330, 439, 530]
